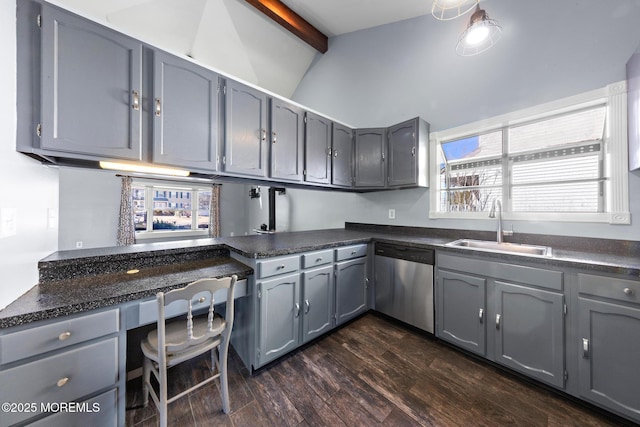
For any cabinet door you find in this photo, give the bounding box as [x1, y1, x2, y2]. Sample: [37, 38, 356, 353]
[223, 80, 267, 177]
[332, 123, 353, 187]
[153, 50, 218, 172]
[258, 273, 300, 366]
[578, 298, 640, 420]
[304, 112, 332, 184]
[436, 269, 486, 356]
[335, 258, 368, 325]
[387, 119, 417, 187]
[493, 281, 565, 388]
[355, 128, 386, 188]
[302, 265, 334, 343]
[40, 5, 142, 160]
[270, 99, 303, 182]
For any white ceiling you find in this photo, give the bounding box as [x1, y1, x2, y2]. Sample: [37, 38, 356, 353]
[48, 0, 441, 97]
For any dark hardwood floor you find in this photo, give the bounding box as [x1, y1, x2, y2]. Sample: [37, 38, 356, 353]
[126, 313, 630, 426]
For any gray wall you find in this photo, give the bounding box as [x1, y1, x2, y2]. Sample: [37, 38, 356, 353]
[287, 0, 640, 241]
[58, 168, 250, 250]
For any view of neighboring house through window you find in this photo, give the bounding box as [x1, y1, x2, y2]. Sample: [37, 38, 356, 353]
[437, 106, 606, 215]
[132, 182, 211, 236]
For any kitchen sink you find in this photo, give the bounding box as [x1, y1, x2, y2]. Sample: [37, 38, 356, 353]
[445, 239, 553, 257]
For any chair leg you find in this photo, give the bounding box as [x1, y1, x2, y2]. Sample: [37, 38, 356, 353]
[219, 339, 230, 414]
[142, 357, 151, 407]
[159, 362, 168, 427]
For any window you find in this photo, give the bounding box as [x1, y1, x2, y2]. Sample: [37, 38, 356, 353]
[132, 181, 212, 238]
[431, 82, 630, 224]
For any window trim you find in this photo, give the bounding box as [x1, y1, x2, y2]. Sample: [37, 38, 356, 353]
[132, 179, 212, 240]
[429, 81, 630, 224]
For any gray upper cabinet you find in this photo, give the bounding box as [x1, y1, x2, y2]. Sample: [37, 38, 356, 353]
[223, 79, 268, 177]
[304, 112, 332, 184]
[387, 118, 429, 188]
[331, 123, 354, 187]
[355, 128, 386, 188]
[40, 4, 142, 160]
[436, 269, 487, 356]
[493, 281, 565, 388]
[270, 99, 303, 182]
[628, 49, 640, 172]
[152, 50, 219, 172]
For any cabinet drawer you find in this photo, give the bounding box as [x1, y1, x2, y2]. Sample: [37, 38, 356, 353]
[29, 388, 117, 427]
[0, 337, 118, 427]
[578, 273, 640, 304]
[302, 249, 334, 269]
[335, 244, 368, 261]
[0, 308, 119, 365]
[258, 255, 300, 279]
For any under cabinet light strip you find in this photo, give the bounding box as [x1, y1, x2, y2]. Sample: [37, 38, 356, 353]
[99, 161, 190, 177]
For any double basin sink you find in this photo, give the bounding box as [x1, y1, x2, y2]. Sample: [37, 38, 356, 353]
[446, 239, 553, 257]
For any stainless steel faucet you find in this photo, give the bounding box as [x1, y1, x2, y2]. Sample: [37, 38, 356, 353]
[489, 199, 504, 243]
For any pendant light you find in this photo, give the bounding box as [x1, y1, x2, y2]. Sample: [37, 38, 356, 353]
[455, 5, 502, 56]
[431, 0, 479, 21]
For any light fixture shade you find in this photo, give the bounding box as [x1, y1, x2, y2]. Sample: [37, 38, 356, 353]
[431, 0, 479, 21]
[456, 6, 502, 56]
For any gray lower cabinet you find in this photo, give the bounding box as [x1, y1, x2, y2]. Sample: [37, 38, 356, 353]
[270, 98, 304, 182]
[355, 128, 387, 188]
[493, 280, 565, 388]
[436, 269, 487, 356]
[152, 50, 219, 172]
[332, 123, 354, 187]
[223, 79, 268, 177]
[304, 112, 332, 184]
[577, 273, 640, 422]
[335, 256, 368, 325]
[387, 117, 429, 188]
[40, 4, 142, 160]
[302, 265, 335, 343]
[258, 272, 301, 366]
[436, 253, 565, 389]
[0, 308, 122, 427]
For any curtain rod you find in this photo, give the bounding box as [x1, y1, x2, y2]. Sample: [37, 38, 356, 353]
[115, 173, 222, 185]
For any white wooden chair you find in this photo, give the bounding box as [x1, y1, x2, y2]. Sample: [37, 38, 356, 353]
[140, 275, 237, 427]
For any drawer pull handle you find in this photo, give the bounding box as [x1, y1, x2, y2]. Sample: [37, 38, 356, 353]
[198, 297, 206, 304]
[479, 308, 484, 323]
[624, 287, 633, 295]
[295, 303, 300, 318]
[351, 250, 357, 255]
[304, 299, 310, 314]
[132, 90, 140, 110]
[316, 257, 323, 262]
[582, 338, 590, 359]
[58, 331, 72, 341]
[57, 377, 69, 387]
[277, 264, 285, 270]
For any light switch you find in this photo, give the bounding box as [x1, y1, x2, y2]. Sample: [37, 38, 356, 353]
[0, 208, 17, 238]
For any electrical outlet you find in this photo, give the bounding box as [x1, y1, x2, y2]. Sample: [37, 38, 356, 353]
[76, 241, 83, 249]
[388, 209, 396, 219]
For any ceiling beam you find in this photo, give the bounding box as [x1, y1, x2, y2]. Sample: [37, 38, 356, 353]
[245, 0, 328, 53]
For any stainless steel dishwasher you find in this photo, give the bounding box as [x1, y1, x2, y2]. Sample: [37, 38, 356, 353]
[374, 242, 435, 333]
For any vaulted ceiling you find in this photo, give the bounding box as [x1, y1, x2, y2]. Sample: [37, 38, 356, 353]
[49, 0, 432, 97]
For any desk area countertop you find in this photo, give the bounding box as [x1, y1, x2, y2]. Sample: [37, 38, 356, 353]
[2, 223, 640, 329]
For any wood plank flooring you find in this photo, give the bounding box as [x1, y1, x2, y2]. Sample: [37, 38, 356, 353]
[126, 313, 631, 426]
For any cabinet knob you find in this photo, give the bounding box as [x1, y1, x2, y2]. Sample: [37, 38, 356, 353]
[334, 150, 338, 158]
[57, 377, 69, 387]
[58, 331, 72, 341]
[624, 287, 633, 295]
[198, 296, 206, 304]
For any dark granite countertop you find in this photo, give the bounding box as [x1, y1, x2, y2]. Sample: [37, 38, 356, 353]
[2, 223, 639, 330]
[0, 257, 253, 329]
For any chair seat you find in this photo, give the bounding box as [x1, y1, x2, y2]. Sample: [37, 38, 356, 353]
[141, 314, 226, 367]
